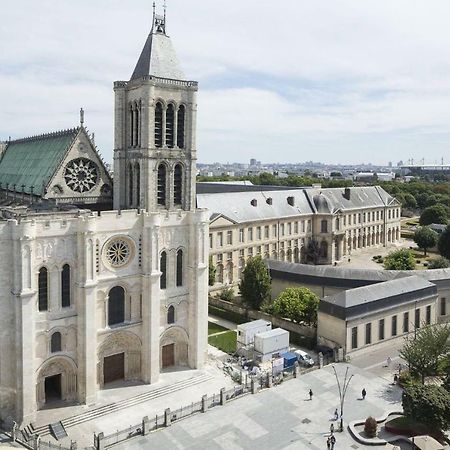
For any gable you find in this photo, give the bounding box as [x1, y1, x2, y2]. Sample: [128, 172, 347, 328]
[46, 128, 113, 204]
[209, 214, 236, 228]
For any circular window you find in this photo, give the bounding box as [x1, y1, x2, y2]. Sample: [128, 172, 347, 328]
[64, 158, 99, 193]
[103, 237, 134, 268]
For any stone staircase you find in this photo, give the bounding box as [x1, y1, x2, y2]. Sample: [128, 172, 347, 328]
[32, 373, 213, 437]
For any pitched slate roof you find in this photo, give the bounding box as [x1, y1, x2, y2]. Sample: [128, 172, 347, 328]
[305, 186, 398, 214]
[131, 16, 185, 81]
[0, 129, 79, 196]
[197, 190, 315, 224]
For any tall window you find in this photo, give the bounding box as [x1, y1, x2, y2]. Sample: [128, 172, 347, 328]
[440, 298, 446, 316]
[128, 163, 134, 206]
[379, 319, 385, 340]
[320, 241, 328, 259]
[365, 323, 372, 344]
[61, 264, 71, 308]
[108, 286, 125, 326]
[167, 305, 175, 324]
[51, 332, 62, 353]
[391, 315, 397, 336]
[135, 163, 140, 208]
[174, 164, 183, 205]
[38, 267, 48, 311]
[321, 220, 328, 233]
[129, 105, 134, 146]
[177, 105, 185, 148]
[403, 312, 409, 333]
[351, 327, 358, 349]
[155, 102, 163, 147]
[227, 231, 233, 245]
[160, 251, 167, 289]
[165, 104, 175, 148]
[157, 164, 167, 206]
[426, 305, 431, 325]
[176, 249, 183, 287]
[415, 308, 420, 329]
[239, 228, 244, 243]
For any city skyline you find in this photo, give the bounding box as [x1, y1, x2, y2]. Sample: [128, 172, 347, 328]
[2, 0, 450, 165]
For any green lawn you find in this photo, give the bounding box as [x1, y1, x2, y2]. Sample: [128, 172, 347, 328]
[208, 321, 229, 336]
[208, 330, 237, 354]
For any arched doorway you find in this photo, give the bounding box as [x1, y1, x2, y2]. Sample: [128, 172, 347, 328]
[160, 327, 189, 370]
[98, 331, 141, 387]
[36, 357, 77, 408]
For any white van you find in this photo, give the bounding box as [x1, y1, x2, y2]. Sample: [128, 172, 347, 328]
[294, 349, 314, 367]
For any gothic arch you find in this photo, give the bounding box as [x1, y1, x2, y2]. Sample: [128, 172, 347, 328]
[160, 326, 189, 368]
[98, 331, 142, 387]
[36, 355, 78, 407]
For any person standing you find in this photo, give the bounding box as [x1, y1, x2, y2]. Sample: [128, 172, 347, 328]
[326, 436, 331, 450]
[330, 434, 336, 449]
[333, 408, 339, 421]
[309, 389, 313, 400]
[386, 356, 391, 367]
[330, 423, 334, 434]
[362, 388, 366, 399]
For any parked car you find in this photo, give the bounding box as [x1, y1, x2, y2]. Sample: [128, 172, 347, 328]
[294, 349, 315, 367]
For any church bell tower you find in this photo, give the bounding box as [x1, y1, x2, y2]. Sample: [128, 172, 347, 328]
[113, 5, 198, 212]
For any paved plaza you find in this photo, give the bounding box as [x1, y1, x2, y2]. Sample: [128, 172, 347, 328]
[114, 363, 410, 450]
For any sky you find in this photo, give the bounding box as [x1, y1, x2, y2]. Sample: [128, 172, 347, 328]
[2, 1, 450, 166]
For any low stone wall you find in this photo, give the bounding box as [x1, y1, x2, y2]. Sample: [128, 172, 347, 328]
[209, 297, 317, 339]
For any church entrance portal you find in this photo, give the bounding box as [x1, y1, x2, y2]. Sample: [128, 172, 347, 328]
[162, 344, 175, 368]
[44, 374, 62, 403]
[104, 353, 125, 384]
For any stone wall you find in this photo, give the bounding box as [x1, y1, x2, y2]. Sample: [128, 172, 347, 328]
[209, 297, 316, 339]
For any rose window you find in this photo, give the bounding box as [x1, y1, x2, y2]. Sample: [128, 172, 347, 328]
[105, 238, 132, 268]
[64, 158, 99, 193]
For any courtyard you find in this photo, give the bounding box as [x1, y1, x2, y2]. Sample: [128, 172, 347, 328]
[114, 363, 411, 450]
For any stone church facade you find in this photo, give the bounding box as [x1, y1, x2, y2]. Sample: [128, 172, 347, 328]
[0, 10, 208, 425]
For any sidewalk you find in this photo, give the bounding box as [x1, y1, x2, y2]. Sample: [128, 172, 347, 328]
[208, 314, 238, 331]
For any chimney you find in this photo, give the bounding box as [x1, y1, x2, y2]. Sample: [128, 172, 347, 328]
[344, 187, 351, 200]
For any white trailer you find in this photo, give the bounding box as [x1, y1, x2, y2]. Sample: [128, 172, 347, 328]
[254, 328, 289, 362]
[237, 319, 272, 347]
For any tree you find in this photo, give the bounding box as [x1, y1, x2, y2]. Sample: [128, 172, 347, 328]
[208, 256, 216, 286]
[364, 417, 378, 438]
[428, 257, 450, 269]
[403, 193, 417, 210]
[268, 287, 320, 326]
[238, 256, 271, 310]
[305, 240, 320, 264]
[402, 384, 450, 432]
[420, 204, 448, 226]
[399, 324, 450, 384]
[438, 225, 450, 259]
[413, 226, 438, 256]
[383, 249, 416, 270]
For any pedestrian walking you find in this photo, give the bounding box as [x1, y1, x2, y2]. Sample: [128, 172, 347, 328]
[393, 374, 398, 385]
[326, 436, 331, 450]
[362, 388, 366, 399]
[309, 388, 313, 400]
[386, 356, 392, 367]
[330, 423, 334, 434]
[330, 434, 336, 449]
[333, 408, 339, 421]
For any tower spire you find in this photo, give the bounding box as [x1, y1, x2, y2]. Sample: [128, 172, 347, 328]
[80, 108, 84, 126]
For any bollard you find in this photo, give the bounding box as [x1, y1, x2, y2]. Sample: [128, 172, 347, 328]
[294, 362, 300, 378]
[201, 394, 208, 412]
[142, 416, 150, 435]
[251, 379, 257, 394]
[97, 432, 105, 450]
[267, 373, 273, 388]
[164, 408, 171, 427]
[319, 352, 324, 369]
[220, 388, 226, 405]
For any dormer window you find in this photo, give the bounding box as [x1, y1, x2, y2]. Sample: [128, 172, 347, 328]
[266, 197, 273, 205]
[251, 199, 257, 207]
[287, 196, 295, 206]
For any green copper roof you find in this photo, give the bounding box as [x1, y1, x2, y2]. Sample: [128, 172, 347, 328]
[0, 128, 78, 196]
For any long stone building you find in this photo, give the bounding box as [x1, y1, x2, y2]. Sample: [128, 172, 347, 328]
[0, 10, 208, 424]
[199, 185, 401, 287]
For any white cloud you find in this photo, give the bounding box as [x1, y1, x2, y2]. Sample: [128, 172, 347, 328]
[2, 0, 450, 164]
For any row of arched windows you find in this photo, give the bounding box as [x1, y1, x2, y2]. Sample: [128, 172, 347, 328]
[160, 249, 183, 289]
[38, 265, 71, 312]
[155, 102, 185, 149]
[157, 163, 184, 207]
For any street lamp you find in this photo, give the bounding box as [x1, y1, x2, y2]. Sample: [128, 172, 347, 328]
[332, 365, 354, 432]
